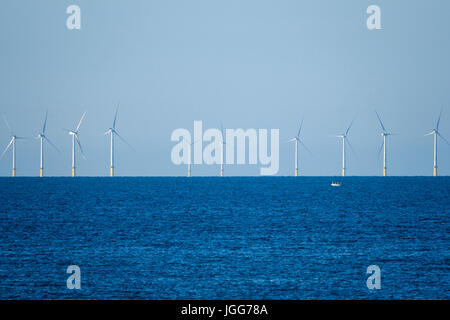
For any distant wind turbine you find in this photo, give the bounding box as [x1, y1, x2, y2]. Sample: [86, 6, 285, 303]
[425, 109, 450, 176]
[375, 110, 393, 177]
[335, 119, 355, 177]
[64, 112, 86, 177]
[288, 119, 310, 176]
[0, 115, 28, 177]
[104, 106, 133, 177]
[182, 137, 197, 177]
[219, 122, 226, 177]
[37, 110, 59, 177]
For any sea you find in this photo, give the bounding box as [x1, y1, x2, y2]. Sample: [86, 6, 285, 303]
[0, 177, 448, 299]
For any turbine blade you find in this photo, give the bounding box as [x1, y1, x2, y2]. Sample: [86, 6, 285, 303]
[424, 131, 434, 136]
[2, 114, 13, 135]
[75, 135, 86, 159]
[345, 118, 355, 136]
[375, 110, 386, 132]
[42, 110, 48, 134]
[113, 104, 119, 129]
[436, 107, 443, 131]
[297, 118, 304, 138]
[114, 130, 134, 150]
[220, 122, 226, 143]
[0, 138, 13, 159]
[377, 139, 384, 158]
[437, 132, 450, 146]
[44, 136, 60, 153]
[346, 137, 357, 155]
[182, 136, 198, 145]
[75, 112, 86, 132]
[299, 140, 312, 155]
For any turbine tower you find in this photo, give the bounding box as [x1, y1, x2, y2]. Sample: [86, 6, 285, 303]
[37, 110, 59, 177]
[105, 106, 132, 177]
[425, 109, 450, 176]
[65, 112, 86, 177]
[375, 111, 392, 177]
[335, 119, 355, 177]
[0, 115, 27, 177]
[289, 119, 310, 176]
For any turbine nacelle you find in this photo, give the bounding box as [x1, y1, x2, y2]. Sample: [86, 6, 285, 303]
[36, 130, 59, 152]
[105, 128, 115, 135]
[7, 135, 26, 141]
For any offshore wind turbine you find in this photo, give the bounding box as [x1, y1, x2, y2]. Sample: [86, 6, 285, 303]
[375, 111, 393, 177]
[425, 109, 450, 176]
[104, 106, 133, 177]
[0, 115, 27, 177]
[288, 119, 310, 176]
[219, 122, 226, 177]
[36, 110, 59, 177]
[65, 112, 86, 177]
[182, 137, 196, 177]
[335, 119, 355, 177]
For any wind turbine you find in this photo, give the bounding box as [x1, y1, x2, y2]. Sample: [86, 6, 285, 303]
[37, 110, 59, 177]
[335, 119, 355, 177]
[182, 137, 197, 177]
[288, 119, 310, 176]
[375, 110, 392, 177]
[65, 112, 86, 177]
[219, 122, 226, 177]
[425, 109, 450, 176]
[0, 115, 27, 177]
[104, 106, 133, 177]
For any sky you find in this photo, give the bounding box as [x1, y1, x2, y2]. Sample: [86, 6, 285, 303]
[0, 0, 449, 176]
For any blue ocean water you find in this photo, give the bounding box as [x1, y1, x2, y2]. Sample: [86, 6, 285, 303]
[0, 177, 448, 299]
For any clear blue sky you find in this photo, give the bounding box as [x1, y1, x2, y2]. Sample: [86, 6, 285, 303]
[0, 0, 449, 176]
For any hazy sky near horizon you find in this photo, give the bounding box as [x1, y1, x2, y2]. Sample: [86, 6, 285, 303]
[1, 0, 450, 176]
